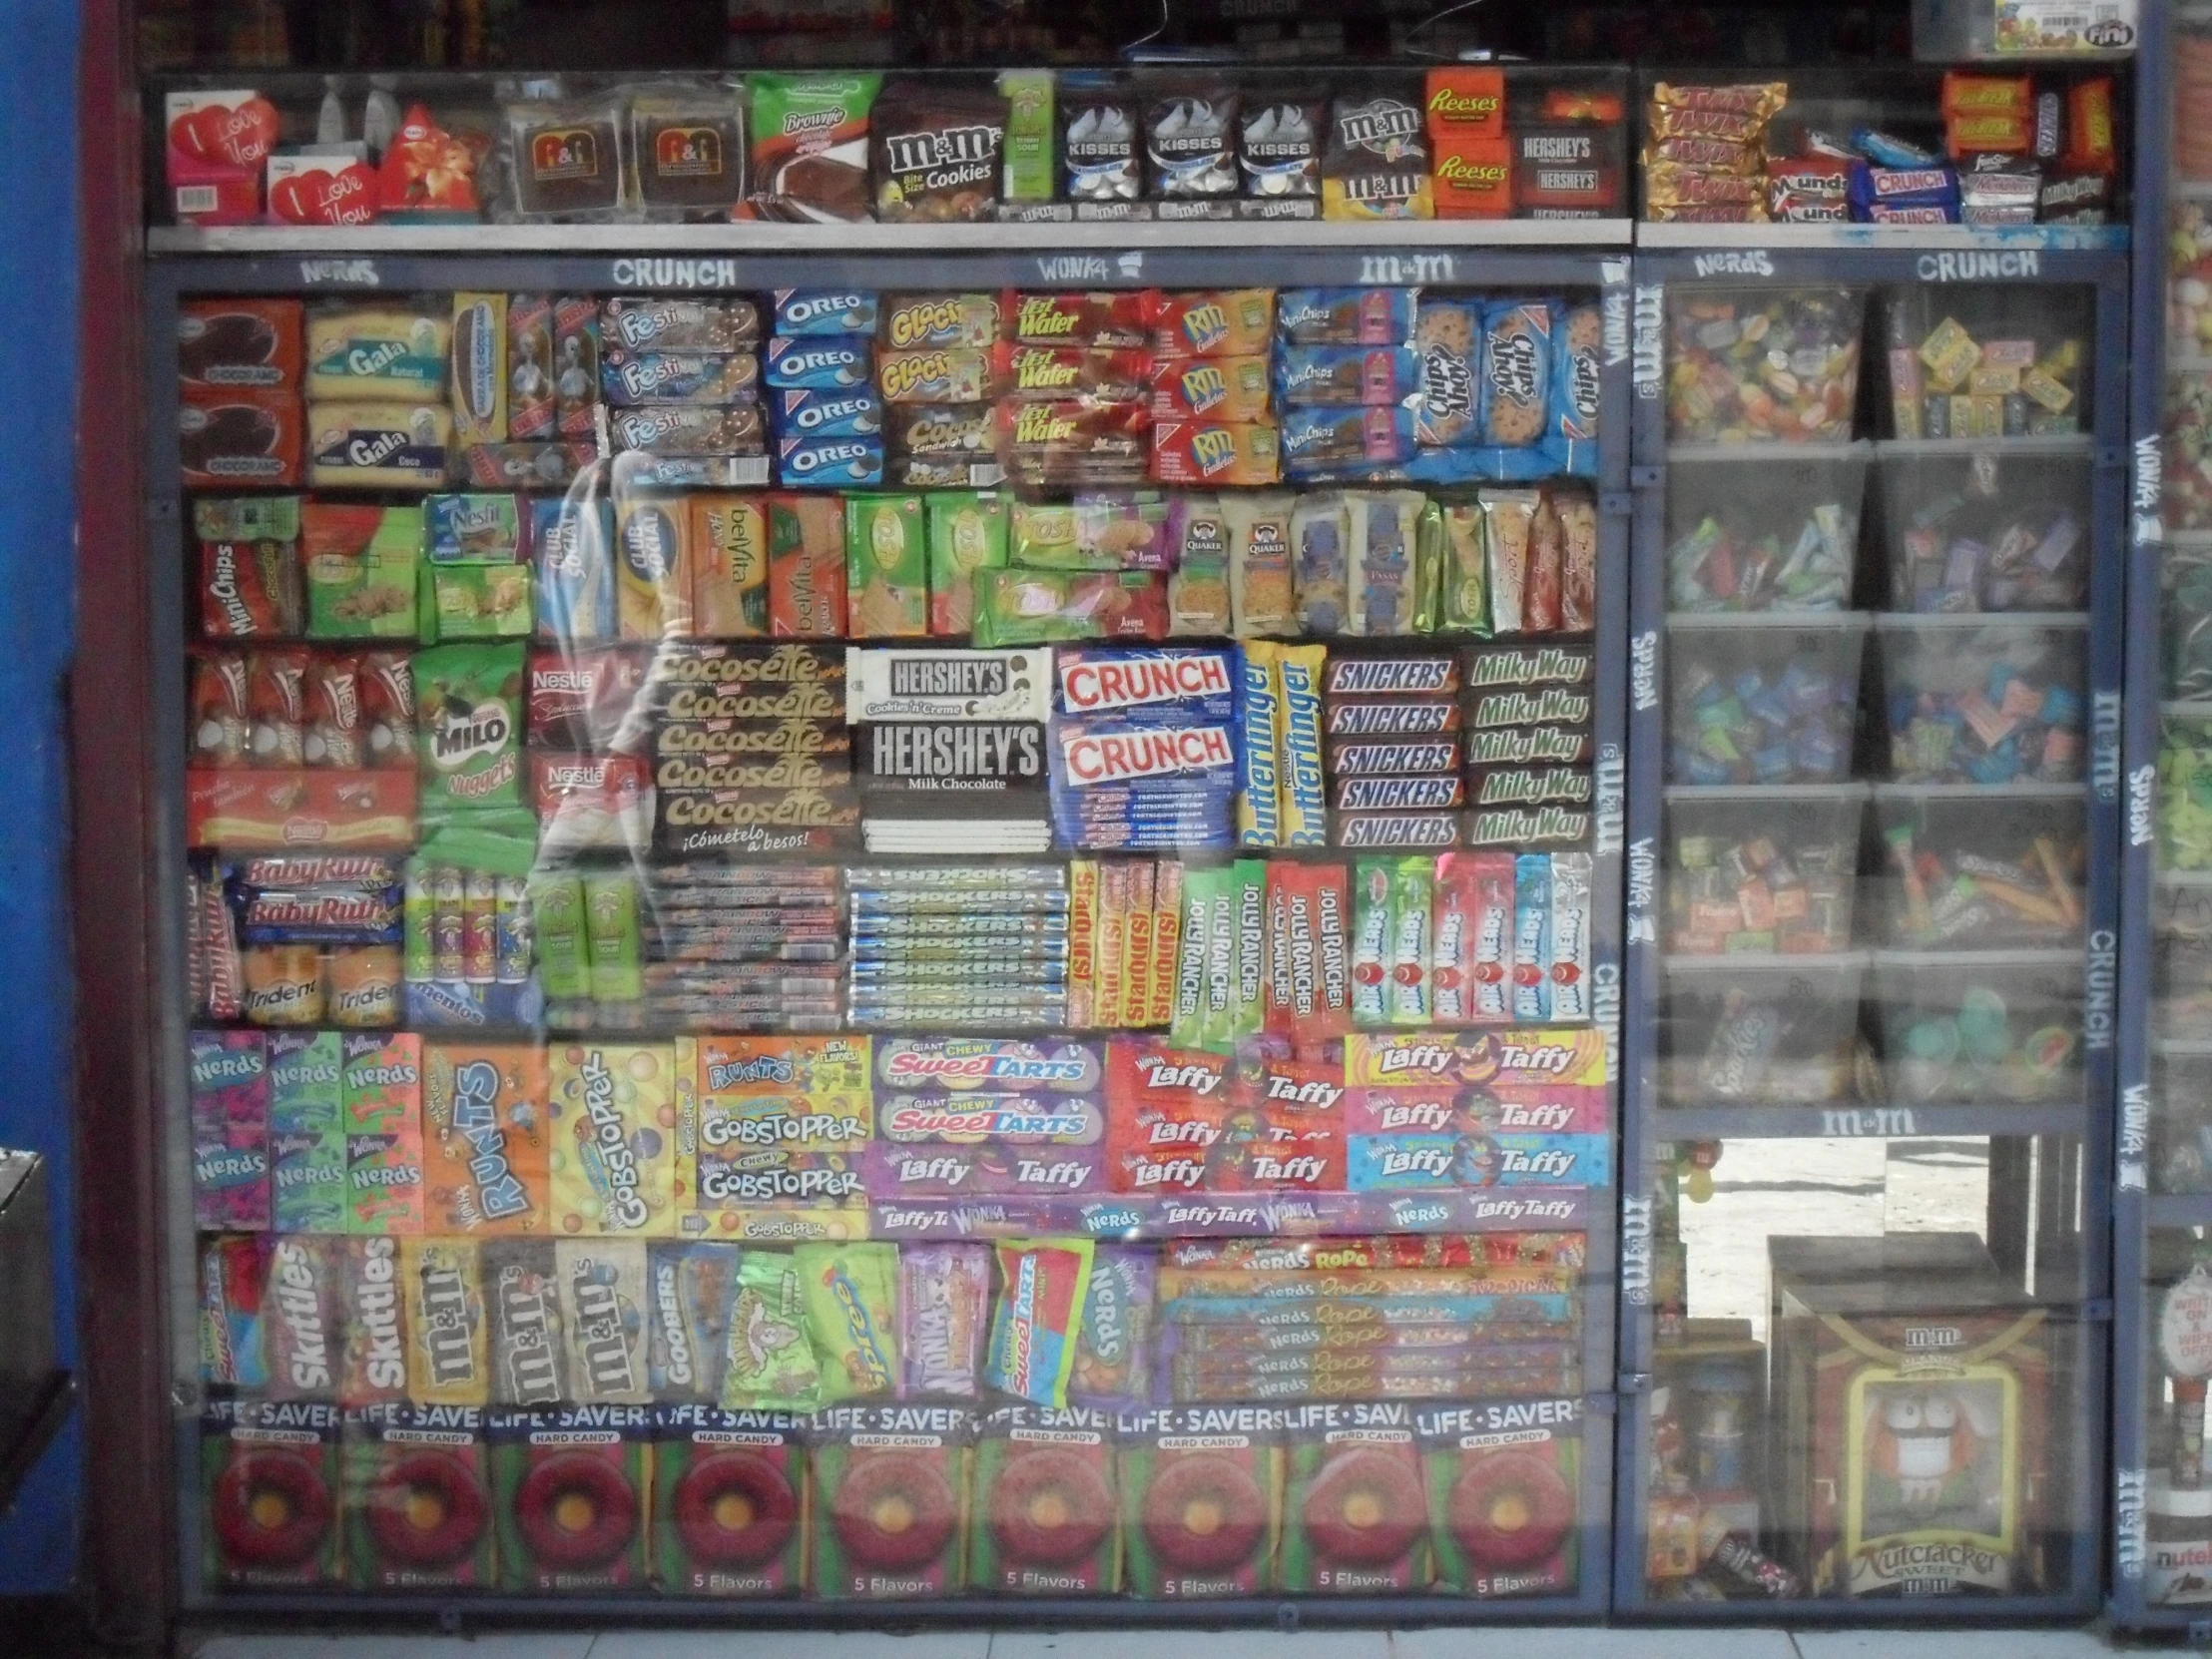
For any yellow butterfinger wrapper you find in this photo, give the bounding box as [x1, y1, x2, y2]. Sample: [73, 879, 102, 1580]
[548, 1043, 679, 1237]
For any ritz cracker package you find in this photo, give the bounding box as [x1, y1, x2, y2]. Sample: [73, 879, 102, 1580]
[1116, 1403, 1283, 1597]
[810, 1402, 977, 1598]
[651, 1403, 808, 1595]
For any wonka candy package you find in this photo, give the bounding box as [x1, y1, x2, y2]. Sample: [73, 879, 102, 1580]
[193, 1029, 272, 1231]
[489, 1399, 652, 1592]
[547, 1043, 680, 1237]
[343, 1032, 424, 1234]
[421, 1042, 549, 1235]
[899, 1241, 991, 1400]
[1118, 1404, 1281, 1597]
[650, 1402, 807, 1595]
[972, 1404, 1119, 1594]
[809, 1402, 977, 1598]
[343, 1400, 495, 1590]
[202, 1395, 344, 1590]
[1419, 1395, 1581, 1596]
[1070, 1245, 1160, 1410]
[1278, 1400, 1429, 1591]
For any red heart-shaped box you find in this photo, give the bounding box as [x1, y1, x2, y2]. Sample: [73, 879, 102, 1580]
[174, 96, 279, 169]
[270, 162, 377, 226]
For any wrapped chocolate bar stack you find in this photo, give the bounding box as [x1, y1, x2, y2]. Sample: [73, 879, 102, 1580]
[1642, 82, 1786, 225]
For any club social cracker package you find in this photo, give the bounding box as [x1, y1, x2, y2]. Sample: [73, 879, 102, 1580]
[971, 1403, 1118, 1594]
[342, 1399, 496, 1590]
[1418, 1395, 1580, 1596]
[342, 1032, 424, 1234]
[490, 1397, 652, 1592]
[650, 1402, 807, 1595]
[547, 1043, 680, 1237]
[193, 1028, 272, 1231]
[1117, 1403, 1281, 1597]
[809, 1401, 976, 1598]
[1278, 1400, 1428, 1591]
[400, 1235, 491, 1406]
[202, 1394, 344, 1590]
[421, 1042, 550, 1235]
[269, 1031, 348, 1234]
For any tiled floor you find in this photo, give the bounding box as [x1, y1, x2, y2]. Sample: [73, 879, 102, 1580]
[185, 1625, 2130, 1659]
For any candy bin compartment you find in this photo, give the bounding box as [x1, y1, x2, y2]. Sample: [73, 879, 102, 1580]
[1879, 284, 2093, 441]
[1666, 287, 1866, 446]
[1868, 949, 2083, 1106]
[1876, 614, 2086, 786]
[1869, 784, 2086, 949]
[2165, 541, 2212, 700]
[1873, 440, 2091, 613]
[1660, 952, 1870, 1108]
[2162, 367, 2212, 535]
[1664, 444, 1869, 613]
[2152, 1043, 2212, 1195]
[2162, 703, 2212, 871]
[1663, 784, 1868, 955]
[1665, 614, 1870, 786]
[2158, 875, 2212, 1042]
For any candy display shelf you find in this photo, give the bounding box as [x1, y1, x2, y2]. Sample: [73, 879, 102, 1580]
[146, 239, 1631, 1623]
[1618, 238, 2126, 1619]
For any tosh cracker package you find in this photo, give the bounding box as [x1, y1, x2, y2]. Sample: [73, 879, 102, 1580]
[343, 1401, 495, 1590]
[972, 1403, 1119, 1594]
[202, 1395, 344, 1590]
[547, 1043, 681, 1237]
[490, 1400, 653, 1592]
[809, 1402, 977, 1598]
[1278, 1400, 1428, 1591]
[650, 1403, 807, 1595]
[1418, 1395, 1581, 1596]
[1116, 1404, 1281, 1597]
[421, 1042, 549, 1235]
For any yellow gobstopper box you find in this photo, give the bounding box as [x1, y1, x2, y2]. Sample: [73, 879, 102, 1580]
[547, 1043, 679, 1237]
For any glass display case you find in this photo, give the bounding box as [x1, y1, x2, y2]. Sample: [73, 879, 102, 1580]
[1620, 241, 2127, 1619]
[147, 234, 1630, 1618]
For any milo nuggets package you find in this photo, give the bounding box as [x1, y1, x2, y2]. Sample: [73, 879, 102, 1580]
[414, 643, 525, 825]
[547, 1043, 680, 1237]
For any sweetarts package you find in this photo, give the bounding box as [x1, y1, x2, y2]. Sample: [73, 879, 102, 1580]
[1048, 645, 1242, 852]
[985, 1238, 1095, 1407]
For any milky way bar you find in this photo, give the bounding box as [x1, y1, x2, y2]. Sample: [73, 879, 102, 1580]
[1466, 765, 1591, 807]
[1465, 725, 1593, 766]
[1466, 686, 1593, 729]
[1465, 644, 1593, 688]
[1324, 653, 1460, 697]
[1335, 812, 1461, 849]
[1464, 805, 1591, 847]
[1330, 739, 1461, 777]
[1325, 699, 1462, 738]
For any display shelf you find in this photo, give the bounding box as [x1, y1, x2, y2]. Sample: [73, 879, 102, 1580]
[865, 1188, 1597, 1242]
[147, 219, 1637, 256]
[1637, 222, 2129, 253]
[1654, 1101, 2088, 1142]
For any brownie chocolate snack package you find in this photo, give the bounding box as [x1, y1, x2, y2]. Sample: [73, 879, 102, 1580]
[1324, 82, 1435, 221]
[873, 82, 1006, 224]
[1061, 74, 1143, 214]
[1145, 79, 1239, 206]
[1239, 92, 1326, 212]
[748, 73, 879, 224]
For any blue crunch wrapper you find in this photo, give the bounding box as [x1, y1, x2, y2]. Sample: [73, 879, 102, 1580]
[770, 387, 884, 440]
[1402, 445, 1560, 486]
[1851, 127, 1938, 169]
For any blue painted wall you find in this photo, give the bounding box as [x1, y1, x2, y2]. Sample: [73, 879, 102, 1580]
[0, 0, 81, 1595]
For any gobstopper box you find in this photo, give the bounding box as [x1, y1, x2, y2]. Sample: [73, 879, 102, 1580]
[651, 1403, 807, 1596]
[971, 1404, 1119, 1594]
[342, 1401, 495, 1590]
[489, 1400, 652, 1592]
[202, 1395, 345, 1590]
[809, 1402, 977, 1598]
[1769, 1233, 2059, 1599]
[1116, 1403, 1282, 1597]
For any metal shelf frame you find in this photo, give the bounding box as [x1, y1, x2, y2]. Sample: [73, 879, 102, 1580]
[1614, 241, 2130, 1623]
[146, 239, 1634, 1625]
